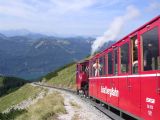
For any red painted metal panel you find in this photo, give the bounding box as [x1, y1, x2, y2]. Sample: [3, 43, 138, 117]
[99, 78, 108, 103]
[89, 79, 92, 96]
[92, 79, 97, 98]
[107, 78, 119, 107]
[141, 76, 160, 120]
[119, 77, 130, 112]
[127, 77, 141, 116]
[97, 79, 101, 99]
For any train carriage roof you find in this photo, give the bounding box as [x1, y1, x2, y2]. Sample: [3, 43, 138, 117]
[77, 58, 89, 64]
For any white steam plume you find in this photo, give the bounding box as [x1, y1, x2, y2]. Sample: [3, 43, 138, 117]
[91, 5, 140, 55]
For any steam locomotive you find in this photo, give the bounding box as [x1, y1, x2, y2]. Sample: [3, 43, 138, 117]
[76, 15, 160, 120]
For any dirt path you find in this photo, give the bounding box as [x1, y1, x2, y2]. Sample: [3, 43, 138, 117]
[35, 83, 111, 120]
[58, 90, 111, 120]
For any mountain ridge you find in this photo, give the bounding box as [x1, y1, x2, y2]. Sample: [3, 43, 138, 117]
[0, 32, 115, 80]
[0, 33, 94, 80]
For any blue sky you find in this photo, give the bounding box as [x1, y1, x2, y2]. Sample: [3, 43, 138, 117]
[0, 0, 159, 36]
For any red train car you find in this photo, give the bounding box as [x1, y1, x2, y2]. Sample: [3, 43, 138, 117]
[76, 60, 89, 96]
[87, 15, 160, 120]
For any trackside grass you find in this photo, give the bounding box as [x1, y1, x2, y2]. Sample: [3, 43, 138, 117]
[0, 84, 42, 112]
[42, 63, 76, 90]
[16, 92, 66, 120]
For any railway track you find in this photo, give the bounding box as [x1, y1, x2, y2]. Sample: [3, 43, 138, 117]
[33, 82, 126, 120]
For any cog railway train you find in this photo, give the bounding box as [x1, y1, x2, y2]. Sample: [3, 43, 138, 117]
[76, 15, 160, 120]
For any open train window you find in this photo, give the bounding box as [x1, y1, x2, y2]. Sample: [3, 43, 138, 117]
[131, 35, 138, 74]
[141, 27, 160, 71]
[120, 42, 129, 74]
[92, 58, 104, 77]
[108, 52, 113, 75]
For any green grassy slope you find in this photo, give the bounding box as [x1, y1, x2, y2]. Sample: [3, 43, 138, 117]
[0, 76, 27, 96]
[42, 62, 76, 90]
[16, 92, 66, 120]
[0, 84, 42, 112]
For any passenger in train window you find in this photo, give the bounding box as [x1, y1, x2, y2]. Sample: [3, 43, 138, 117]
[144, 43, 153, 71]
[85, 66, 89, 76]
[142, 27, 159, 71]
[93, 59, 102, 76]
[132, 39, 138, 73]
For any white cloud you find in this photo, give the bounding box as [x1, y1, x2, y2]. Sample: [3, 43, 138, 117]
[0, 0, 148, 36]
[0, 1, 36, 19]
[0, 0, 125, 18]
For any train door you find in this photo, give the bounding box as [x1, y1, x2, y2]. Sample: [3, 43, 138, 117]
[99, 55, 107, 102]
[106, 51, 113, 104]
[110, 48, 119, 107]
[90, 59, 98, 98]
[127, 35, 141, 116]
[140, 20, 160, 120]
[119, 36, 141, 117]
[107, 49, 119, 107]
[89, 60, 94, 97]
[119, 41, 130, 112]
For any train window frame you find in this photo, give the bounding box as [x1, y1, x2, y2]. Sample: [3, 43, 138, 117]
[89, 59, 95, 77]
[140, 26, 160, 73]
[113, 48, 118, 75]
[81, 64, 86, 72]
[108, 50, 113, 75]
[106, 53, 108, 75]
[89, 60, 92, 77]
[130, 35, 139, 74]
[90, 58, 103, 77]
[120, 41, 130, 75]
[99, 55, 106, 76]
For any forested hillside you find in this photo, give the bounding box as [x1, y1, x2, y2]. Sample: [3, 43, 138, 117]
[0, 76, 27, 96]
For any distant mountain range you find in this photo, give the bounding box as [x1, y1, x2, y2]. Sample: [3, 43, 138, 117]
[0, 31, 115, 80]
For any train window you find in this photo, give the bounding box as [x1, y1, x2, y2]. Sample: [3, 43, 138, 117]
[90, 61, 95, 77]
[92, 59, 102, 76]
[81, 65, 86, 72]
[99, 56, 106, 76]
[114, 49, 118, 75]
[131, 36, 138, 74]
[141, 27, 160, 71]
[108, 52, 113, 74]
[120, 43, 129, 73]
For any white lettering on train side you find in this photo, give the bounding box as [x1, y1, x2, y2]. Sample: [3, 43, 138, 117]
[101, 86, 119, 97]
[146, 97, 155, 104]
